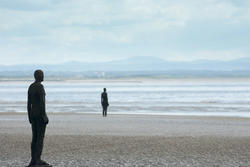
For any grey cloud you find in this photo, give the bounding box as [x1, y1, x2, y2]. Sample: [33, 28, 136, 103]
[0, 0, 60, 11]
[0, 0, 249, 64]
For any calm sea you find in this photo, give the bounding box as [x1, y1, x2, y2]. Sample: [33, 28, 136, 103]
[1, 78, 250, 117]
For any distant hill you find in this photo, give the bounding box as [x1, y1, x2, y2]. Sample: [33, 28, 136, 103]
[1, 56, 250, 72]
[0, 56, 250, 79]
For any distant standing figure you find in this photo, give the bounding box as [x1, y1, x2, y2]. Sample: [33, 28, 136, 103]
[27, 70, 51, 167]
[101, 88, 109, 117]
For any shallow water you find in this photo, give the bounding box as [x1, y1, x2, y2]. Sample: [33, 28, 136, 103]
[1, 78, 250, 117]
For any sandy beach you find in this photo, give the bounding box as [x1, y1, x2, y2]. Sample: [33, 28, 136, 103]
[0, 113, 250, 167]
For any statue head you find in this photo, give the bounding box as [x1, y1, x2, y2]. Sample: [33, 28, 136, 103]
[34, 69, 44, 82]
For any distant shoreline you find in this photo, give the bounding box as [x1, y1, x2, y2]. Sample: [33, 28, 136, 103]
[1, 112, 250, 119]
[1, 76, 250, 83]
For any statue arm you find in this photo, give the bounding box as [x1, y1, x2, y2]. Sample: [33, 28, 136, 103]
[27, 91, 32, 124]
[40, 85, 49, 124]
[107, 94, 109, 106]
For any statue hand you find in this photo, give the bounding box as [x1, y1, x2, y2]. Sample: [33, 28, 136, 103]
[43, 115, 49, 124]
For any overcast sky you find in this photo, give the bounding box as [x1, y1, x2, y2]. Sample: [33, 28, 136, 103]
[0, 0, 249, 65]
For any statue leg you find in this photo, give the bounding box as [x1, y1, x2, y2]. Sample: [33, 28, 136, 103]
[104, 106, 107, 116]
[36, 121, 52, 166]
[102, 106, 105, 116]
[36, 120, 46, 162]
[27, 121, 37, 167]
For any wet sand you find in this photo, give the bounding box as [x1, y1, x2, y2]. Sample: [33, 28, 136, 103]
[0, 113, 250, 167]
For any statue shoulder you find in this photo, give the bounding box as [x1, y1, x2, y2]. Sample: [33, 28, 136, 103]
[32, 82, 45, 94]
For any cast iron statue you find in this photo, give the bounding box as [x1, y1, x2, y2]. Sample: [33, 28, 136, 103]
[101, 88, 109, 117]
[27, 70, 51, 167]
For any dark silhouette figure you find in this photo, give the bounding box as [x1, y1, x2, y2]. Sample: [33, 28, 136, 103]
[101, 88, 109, 117]
[27, 70, 51, 167]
